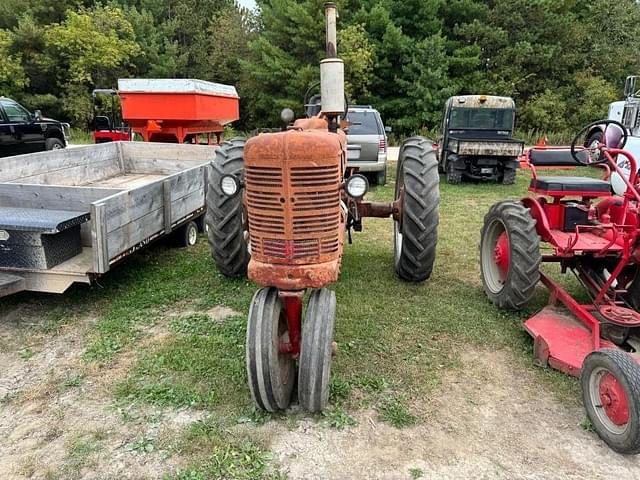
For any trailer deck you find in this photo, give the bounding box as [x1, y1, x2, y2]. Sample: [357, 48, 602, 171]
[0, 142, 215, 297]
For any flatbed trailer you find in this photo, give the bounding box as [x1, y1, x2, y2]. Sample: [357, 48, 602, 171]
[0, 142, 214, 298]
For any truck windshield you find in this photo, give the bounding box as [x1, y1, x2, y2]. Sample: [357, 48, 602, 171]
[449, 108, 514, 130]
[346, 111, 380, 135]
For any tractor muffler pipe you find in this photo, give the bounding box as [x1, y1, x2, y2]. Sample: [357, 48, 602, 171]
[321, 2, 344, 118]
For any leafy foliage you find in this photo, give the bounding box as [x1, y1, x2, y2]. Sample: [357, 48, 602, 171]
[1, 0, 639, 135]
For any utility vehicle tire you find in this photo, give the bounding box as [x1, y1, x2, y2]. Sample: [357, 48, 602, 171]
[177, 221, 198, 247]
[501, 167, 517, 185]
[581, 349, 640, 454]
[298, 288, 336, 412]
[394, 136, 439, 282]
[246, 287, 296, 412]
[46, 138, 65, 150]
[376, 164, 387, 186]
[205, 138, 250, 277]
[446, 162, 462, 185]
[480, 201, 541, 310]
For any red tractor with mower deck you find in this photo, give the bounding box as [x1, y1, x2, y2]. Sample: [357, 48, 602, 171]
[205, 3, 439, 412]
[480, 119, 640, 453]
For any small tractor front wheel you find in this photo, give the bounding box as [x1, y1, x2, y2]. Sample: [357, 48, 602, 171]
[581, 349, 640, 454]
[394, 136, 439, 282]
[246, 288, 296, 412]
[480, 201, 541, 309]
[205, 138, 250, 277]
[298, 288, 336, 412]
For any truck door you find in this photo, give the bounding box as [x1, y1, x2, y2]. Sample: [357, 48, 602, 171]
[0, 98, 45, 153]
[0, 105, 19, 156]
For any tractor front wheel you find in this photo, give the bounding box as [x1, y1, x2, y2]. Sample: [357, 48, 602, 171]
[246, 288, 296, 412]
[298, 288, 336, 412]
[480, 201, 541, 309]
[394, 136, 439, 282]
[581, 349, 640, 454]
[205, 138, 250, 277]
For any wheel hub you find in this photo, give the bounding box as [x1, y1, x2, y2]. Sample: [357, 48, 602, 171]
[599, 372, 630, 426]
[493, 232, 510, 280]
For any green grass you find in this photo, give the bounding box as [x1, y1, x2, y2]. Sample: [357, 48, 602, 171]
[0, 159, 599, 475]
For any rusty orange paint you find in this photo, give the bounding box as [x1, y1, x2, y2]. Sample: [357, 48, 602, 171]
[243, 122, 346, 291]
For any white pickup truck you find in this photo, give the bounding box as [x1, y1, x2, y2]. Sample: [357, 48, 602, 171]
[585, 76, 640, 195]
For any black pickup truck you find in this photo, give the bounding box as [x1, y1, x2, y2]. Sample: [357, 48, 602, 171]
[0, 96, 68, 157]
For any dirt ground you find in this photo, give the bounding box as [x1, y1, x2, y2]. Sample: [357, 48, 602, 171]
[1, 303, 639, 479]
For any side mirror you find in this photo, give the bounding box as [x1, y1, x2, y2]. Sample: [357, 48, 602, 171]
[33, 110, 42, 121]
[384, 125, 392, 133]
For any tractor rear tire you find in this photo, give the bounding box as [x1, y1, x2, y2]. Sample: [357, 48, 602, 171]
[393, 136, 439, 282]
[246, 287, 296, 412]
[298, 288, 336, 413]
[480, 201, 541, 310]
[205, 138, 250, 277]
[581, 349, 640, 454]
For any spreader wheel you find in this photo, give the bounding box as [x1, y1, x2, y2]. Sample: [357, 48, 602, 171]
[480, 201, 541, 310]
[298, 288, 336, 413]
[581, 349, 640, 454]
[246, 288, 296, 412]
[394, 136, 440, 282]
[205, 138, 250, 277]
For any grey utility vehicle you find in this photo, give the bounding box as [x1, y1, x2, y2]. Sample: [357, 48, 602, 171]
[438, 95, 523, 185]
[346, 105, 391, 185]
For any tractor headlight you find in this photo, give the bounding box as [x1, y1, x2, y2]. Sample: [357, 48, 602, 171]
[220, 174, 240, 196]
[345, 174, 369, 199]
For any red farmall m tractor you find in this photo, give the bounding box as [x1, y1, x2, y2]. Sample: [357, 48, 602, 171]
[480, 120, 640, 453]
[205, 3, 439, 412]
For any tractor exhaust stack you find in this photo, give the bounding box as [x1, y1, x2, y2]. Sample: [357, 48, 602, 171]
[320, 2, 344, 121]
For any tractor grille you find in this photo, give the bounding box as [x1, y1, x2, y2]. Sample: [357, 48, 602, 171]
[245, 154, 342, 264]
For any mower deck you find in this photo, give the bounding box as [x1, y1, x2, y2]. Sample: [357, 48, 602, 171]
[524, 305, 617, 377]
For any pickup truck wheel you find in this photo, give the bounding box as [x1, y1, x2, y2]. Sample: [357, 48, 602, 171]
[46, 138, 65, 150]
[376, 165, 387, 186]
[205, 138, 250, 277]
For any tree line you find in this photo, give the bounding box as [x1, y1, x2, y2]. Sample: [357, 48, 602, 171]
[0, 0, 639, 137]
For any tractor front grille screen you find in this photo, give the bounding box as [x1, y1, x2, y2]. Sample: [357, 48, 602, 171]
[245, 162, 341, 264]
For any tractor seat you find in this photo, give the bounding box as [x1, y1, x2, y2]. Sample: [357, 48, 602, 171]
[530, 176, 611, 194]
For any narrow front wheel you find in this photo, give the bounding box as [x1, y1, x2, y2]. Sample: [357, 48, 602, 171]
[298, 288, 336, 412]
[246, 288, 296, 412]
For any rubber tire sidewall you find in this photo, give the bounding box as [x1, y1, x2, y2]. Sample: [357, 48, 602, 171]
[479, 201, 541, 310]
[394, 136, 439, 282]
[581, 349, 640, 454]
[298, 288, 336, 413]
[46, 138, 65, 150]
[205, 138, 250, 277]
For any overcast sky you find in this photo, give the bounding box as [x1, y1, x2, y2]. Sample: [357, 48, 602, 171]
[237, 0, 257, 9]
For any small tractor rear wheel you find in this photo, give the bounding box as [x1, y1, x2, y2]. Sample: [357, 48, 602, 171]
[446, 161, 462, 185]
[246, 287, 296, 412]
[298, 288, 336, 412]
[205, 138, 250, 276]
[480, 201, 541, 309]
[581, 349, 640, 454]
[394, 136, 439, 282]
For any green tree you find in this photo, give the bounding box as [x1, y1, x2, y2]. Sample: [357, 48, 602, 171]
[0, 29, 27, 97]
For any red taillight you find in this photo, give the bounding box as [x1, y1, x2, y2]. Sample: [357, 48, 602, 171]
[379, 137, 386, 152]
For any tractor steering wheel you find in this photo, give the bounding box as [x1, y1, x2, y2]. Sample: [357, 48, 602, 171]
[303, 81, 349, 119]
[570, 119, 628, 165]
